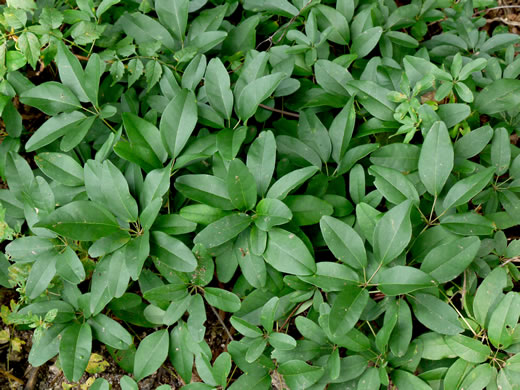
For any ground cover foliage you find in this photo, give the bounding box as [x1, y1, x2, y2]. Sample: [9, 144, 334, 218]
[1, 0, 520, 388]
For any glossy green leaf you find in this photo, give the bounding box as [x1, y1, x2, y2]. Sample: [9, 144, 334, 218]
[418, 121, 454, 196]
[373, 200, 413, 265]
[59, 323, 92, 381]
[410, 293, 463, 335]
[329, 285, 369, 337]
[194, 214, 251, 248]
[36, 201, 120, 241]
[134, 329, 169, 381]
[378, 266, 435, 296]
[320, 215, 366, 269]
[160, 89, 198, 158]
[264, 227, 316, 275]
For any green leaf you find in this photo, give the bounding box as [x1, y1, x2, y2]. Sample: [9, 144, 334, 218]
[420, 236, 480, 283]
[122, 112, 168, 166]
[278, 360, 325, 389]
[488, 292, 520, 349]
[26, 252, 57, 299]
[205, 58, 233, 120]
[329, 285, 369, 337]
[96, 0, 120, 18]
[373, 200, 413, 265]
[222, 15, 258, 56]
[194, 214, 251, 248]
[390, 300, 413, 357]
[160, 89, 198, 158]
[156, 0, 188, 42]
[269, 333, 297, 351]
[346, 80, 396, 121]
[19, 82, 80, 115]
[101, 160, 138, 222]
[418, 121, 454, 196]
[458, 364, 494, 390]
[454, 125, 493, 159]
[410, 293, 463, 335]
[88, 313, 133, 350]
[36, 201, 120, 241]
[122, 13, 176, 51]
[491, 127, 511, 176]
[28, 323, 67, 367]
[320, 215, 366, 269]
[254, 198, 292, 231]
[226, 159, 257, 211]
[56, 246, 85, 284]
[264, 227, 316, 275]
[229, 316, 263, 338]
[352, 27, 382, 58]
[285, 195, 332, 226]
[266, 166, 319, 200]
[247, 130, 276, 197]
[18, 31, 39, 69]
[245, 337, 267, 363]
[442, 167, 495, 211]
[34, 152, 83, 187]
[134, 329, 169, 381]
[445, 334, 491, 364]
[316, 4, 350, 45]
[145, 60, 163, 92]
[440, 212, 494, 236]
[204, 287, 241, 312]
[175, 174, 234, 210]
[378, 266, 435, 296]
[369, 165, 420, 205]
[151, 231, 197, 272]
[391, 369, 432, 390]
[329, 96, 355, 164]
[276, 135, 322, 169]
[127, 58, 144, 88]
[473, 267, 508, 327]
[298, 111, 331, 163]
[56, 41, 89, 102]
[475, 79, 520, 115]
[59, 323, 92, 381]
[236, 73, 284, 121]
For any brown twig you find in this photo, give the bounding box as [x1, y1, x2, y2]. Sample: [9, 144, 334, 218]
[500, 256, 520, 267]
[208, 304, 234, 341]
[258, 103, 300, 118]
[74, 54, 90, 61]
[256, 0, 314, 51]
[473, 5, 520, 15]
[24, 365, 39, 390]
[0, 368, 24, 385]
[485, 17, 520, 27]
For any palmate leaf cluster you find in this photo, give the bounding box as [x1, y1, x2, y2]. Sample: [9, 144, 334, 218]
[0, 0, 520, 389]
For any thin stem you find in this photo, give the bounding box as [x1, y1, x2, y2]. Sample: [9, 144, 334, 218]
[439, 289, 477, 337]
[473, 5, 520, 15]
[258, 103, 300, 118]
[208, 303, 234, 341]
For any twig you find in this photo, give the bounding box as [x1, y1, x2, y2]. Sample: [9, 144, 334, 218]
[0, 368, 24, 385]
[280, 302, 304, 331]
[208, 304, 234, 341]
[258, 103, 300, 118]
[473, 5, 520, 15]
[500, 256, 520, 267]
[74, 54, 90, 61]
[256, 0, 314, 50]
[24, 365, 39, 390]
[485, 17, 520, 27]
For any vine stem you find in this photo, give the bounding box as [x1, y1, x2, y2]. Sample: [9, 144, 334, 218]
[208, 304, 234, 342]
[258, 103, 300, 118]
